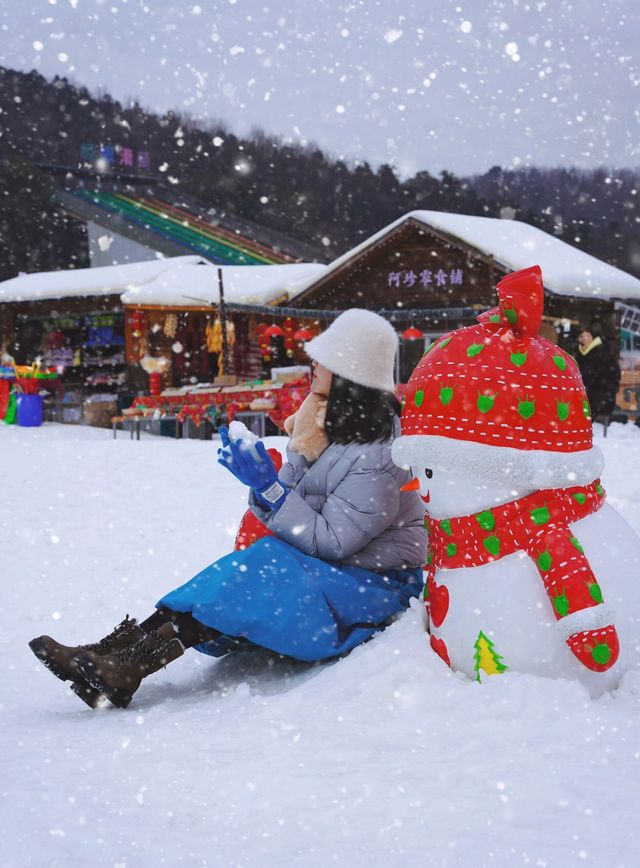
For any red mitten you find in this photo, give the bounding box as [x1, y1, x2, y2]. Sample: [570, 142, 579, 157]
[566, 625, 620, 672]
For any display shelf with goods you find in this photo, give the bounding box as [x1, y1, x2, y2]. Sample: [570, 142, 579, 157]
[36, 312, 127, 412]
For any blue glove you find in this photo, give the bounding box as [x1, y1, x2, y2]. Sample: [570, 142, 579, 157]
[228, 439, 290, 510]
[217, 426, 247, 483]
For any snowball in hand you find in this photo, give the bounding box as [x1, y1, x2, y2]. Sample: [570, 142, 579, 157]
[227, 420, 261, 461]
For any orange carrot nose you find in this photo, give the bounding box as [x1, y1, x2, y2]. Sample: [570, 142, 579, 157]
[400, 477, 421, 492]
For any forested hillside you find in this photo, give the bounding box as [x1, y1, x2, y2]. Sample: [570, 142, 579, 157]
[1, 65, 638, 282]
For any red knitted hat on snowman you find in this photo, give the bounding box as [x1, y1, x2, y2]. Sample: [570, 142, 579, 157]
[398, 266, 603, 487]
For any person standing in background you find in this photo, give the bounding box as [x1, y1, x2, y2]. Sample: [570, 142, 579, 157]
[576, 323, 621, 417]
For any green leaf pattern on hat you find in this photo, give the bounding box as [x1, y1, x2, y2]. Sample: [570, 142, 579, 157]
[552, 355, 567, 371]
[477, 392, 496, 413]
[467, 343, 484, 357]
[518, 396, 536, 419]
[439, 386, 453, 406]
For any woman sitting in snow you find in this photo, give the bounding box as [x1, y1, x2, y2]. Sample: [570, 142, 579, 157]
[29, 309, 428, 709]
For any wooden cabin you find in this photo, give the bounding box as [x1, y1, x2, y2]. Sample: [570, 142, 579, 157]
[284, 211, 640, 381]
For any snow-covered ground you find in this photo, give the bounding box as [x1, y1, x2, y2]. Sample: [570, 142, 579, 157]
[3, 421, 640, 868]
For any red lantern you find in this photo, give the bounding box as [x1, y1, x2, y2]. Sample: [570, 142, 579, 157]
[264, 324, 285, 338]
[131, 309, 146, 338]
[402, 326, 424, 340]
[282, 316, 296, 353]
[255, 323, 271, 361]
[293, 327, 313, 341]
[148, 372, 163, 396]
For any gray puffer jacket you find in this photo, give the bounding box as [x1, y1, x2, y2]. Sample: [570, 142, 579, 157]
[250, 423, 428, 572]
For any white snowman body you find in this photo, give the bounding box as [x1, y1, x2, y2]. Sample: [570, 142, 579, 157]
[393, 264, 640, 695]
[405, 459, 640, 696]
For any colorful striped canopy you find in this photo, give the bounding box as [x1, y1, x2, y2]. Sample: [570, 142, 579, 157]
[74, 189, 295, 266]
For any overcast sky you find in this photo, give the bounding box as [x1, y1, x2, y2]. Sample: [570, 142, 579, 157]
[1, 0, 639, 177]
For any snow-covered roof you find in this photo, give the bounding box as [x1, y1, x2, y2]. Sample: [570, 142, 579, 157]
[289, 210, 640, 303]
[121, 261, 328, 307]
[0, 257, 328, 307]
[0, 256, 207, 303]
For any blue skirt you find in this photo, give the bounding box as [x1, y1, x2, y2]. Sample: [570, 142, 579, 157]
[156, 537, 423, 662]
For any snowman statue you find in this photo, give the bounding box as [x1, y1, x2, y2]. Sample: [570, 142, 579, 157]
[392, 265, 640, 695]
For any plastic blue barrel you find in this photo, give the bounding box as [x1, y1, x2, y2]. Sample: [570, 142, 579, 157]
[17, 394, 44, 427]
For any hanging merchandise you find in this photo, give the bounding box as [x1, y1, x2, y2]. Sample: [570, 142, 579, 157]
[264, 323, 284, 338]
[206, 318, 222, 354]
[262, 323, 285, 366]
[131, 309, 146, 338]
[171, 314, 191, 384]
[171, 314, 210, 384]
[148, 372, 163, 396]
[163, 313, 178, 338]
[282, 317, 297, 359]
[226, 320, 236, 347]
[128, 308, 148, 362]
[256, 323, 271, 362]
[402, 326, 424, 340]
[137, 335, 148, 361]
[293, 326, 314, 342]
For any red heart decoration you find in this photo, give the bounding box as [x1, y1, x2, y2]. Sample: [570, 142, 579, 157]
[429, 634, 451, 668]
[427, 577, 449, 628]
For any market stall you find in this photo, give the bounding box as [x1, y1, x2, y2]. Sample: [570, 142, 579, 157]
[0, 257, 326, 430]
[119, 259, 327, 392]
[115, 374, 310, 437]
[0, 258, 208, 422]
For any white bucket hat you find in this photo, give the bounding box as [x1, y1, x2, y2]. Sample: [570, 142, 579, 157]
[304, 308, 398, 392]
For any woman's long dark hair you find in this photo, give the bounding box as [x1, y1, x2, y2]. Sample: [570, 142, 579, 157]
[323, 375, 401, 445]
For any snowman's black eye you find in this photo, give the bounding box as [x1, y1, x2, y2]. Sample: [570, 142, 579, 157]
[425, 468, 433, 479]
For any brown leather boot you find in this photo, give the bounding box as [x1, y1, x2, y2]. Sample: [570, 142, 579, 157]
[29, 615, 145, 708]
[75, 622, 185, 709]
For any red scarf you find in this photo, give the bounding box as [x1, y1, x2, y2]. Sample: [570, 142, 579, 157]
[425, 480, 619, 673]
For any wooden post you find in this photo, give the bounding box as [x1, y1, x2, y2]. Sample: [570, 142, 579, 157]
[218, 267, 230, 375]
